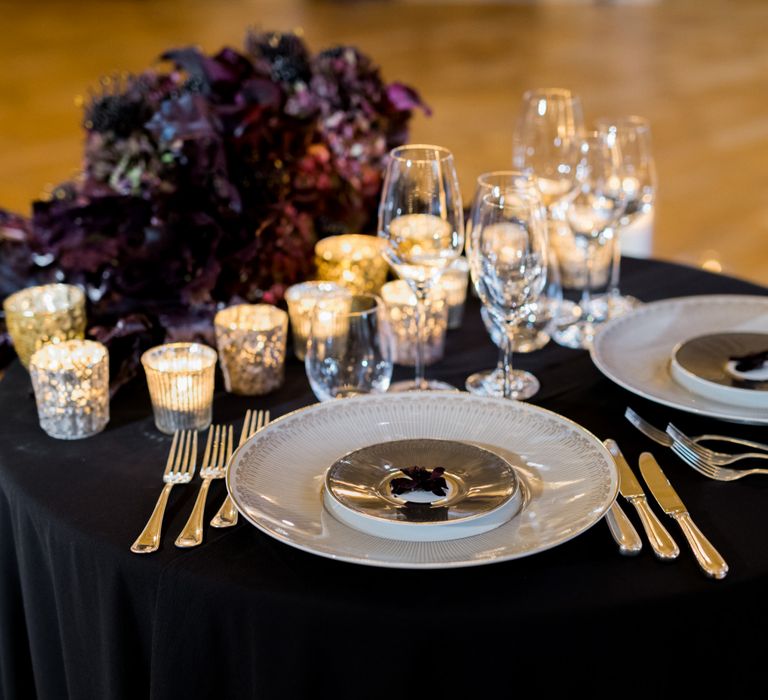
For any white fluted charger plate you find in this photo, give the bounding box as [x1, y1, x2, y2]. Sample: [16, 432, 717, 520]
[227, 392, 618, 569]
[591, 294, 768, 425]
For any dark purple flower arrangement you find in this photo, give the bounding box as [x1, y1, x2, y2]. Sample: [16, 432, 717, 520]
[0, 30, 428, 389]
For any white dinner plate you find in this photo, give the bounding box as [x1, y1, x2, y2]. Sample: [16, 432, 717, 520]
[591, 294, 768, 425]
[227, 392, 618, 569]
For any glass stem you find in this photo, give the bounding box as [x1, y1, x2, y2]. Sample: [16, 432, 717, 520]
[414, 287, 428, 390]
[580, 239, 597, 323]
[502, 327, 515, 399]
[609, 225, 621, 299]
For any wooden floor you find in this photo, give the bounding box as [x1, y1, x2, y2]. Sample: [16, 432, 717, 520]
[1, 0, 767, 286]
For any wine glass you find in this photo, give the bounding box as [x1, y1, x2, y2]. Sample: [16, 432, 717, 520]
[305, 294, 395, 401]
[552, 131, 627, 349]
[378, 144, 464, 391]
[467, 171, 549, 400]
[595, 115, 657, 317]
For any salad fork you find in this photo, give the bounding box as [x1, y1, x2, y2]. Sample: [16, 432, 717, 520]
[210, 409, 270, 528]
[131, 430, 197, 554]
[668, 438, 768, 481]
[666, 424, 768, 466]
[175, 424, 233, 548]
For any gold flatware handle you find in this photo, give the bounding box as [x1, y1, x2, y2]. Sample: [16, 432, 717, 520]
[131, 483, 174, 554]
[605, 501, 642, 556]
[175, 478, 213, 548]
[630, 497, 680, 560]
[210, 493, 238, 528]
[672, 512, 729, 579]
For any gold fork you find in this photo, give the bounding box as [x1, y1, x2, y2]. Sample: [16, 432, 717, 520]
[210, 409, 270, 528]
[175, 424, 233, 548]
[131, 430, 198, 554]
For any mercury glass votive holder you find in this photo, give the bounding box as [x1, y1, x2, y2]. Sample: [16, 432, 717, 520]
[380, 280, 448, 367]
[4, 283, 86, 368]
[141, 343, 217, 434]
[314, 234, 389, 295]
[438, 256, 470, 329]
[29, 339, 109, 440]
[214, 304, 288, 396]
[285, 281, 353, 361]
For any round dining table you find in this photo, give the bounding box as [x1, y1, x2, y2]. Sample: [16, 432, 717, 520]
[1, 257, 767, 699]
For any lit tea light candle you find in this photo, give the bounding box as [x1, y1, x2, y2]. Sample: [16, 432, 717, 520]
[285, 281, 352, 360]
[437, 256, 469, 329]
[315, 234, 389, 294]
[29, 339, 109, 440]
[380, 280, 448, 367]
[214, 304, 288, 396]
[141, 342, 217, 434]
[3, 283, 87, 368]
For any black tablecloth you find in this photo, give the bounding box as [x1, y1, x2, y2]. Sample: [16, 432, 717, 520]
[2, 257, 768, 699]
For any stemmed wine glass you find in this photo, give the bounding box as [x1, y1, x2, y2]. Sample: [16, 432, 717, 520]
[552, 131, 627, 349]
[467, 171, 549, 400]
[378, 144, 464, 391]
[595, 115, 657, 317]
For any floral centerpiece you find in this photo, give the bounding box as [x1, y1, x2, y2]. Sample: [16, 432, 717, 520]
[0, 30, 428, 388]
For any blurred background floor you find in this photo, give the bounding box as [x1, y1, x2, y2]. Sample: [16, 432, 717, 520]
[1, 0, 767, 285]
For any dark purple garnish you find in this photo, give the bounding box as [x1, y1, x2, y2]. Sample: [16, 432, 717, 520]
[730, 349, 768, 372]
[390, 466, 448, 497]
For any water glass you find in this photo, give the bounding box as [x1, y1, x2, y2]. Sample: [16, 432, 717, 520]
[305, 294, 394, 402]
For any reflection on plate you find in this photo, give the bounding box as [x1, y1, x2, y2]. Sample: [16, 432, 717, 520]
[227, 392, 617, 569]
[591, 295, 768, 425]
[323, 438, 523, 542]
[671, 333, 768, 409]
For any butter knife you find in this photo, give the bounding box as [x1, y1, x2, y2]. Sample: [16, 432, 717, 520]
[601, 441, 642, 555]
[604, 439, 679, 560]
[639, 452, 729, 579]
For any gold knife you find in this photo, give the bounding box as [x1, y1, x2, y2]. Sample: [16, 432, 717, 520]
[604, 440, 679, 560]
[639, 452, 729, 579]
[601, 441, 642, 555]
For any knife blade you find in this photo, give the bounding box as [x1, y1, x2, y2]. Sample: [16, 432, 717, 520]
[604, 439, 679, 560]
[639, 452, 729, 579]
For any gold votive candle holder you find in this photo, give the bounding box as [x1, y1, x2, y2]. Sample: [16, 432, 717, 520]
[4, 283, 86, 368]
[314, 234, 389, 294]
[285, 281, 352, 361]
[29, 339, 109, 440]
[214, 304, 288, 396]
[380, 280, 448, 367]
[438, 256, 469, 329]
[141, 342, 217, 434]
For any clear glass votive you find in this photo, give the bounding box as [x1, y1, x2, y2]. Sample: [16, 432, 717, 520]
[314, 234, 389, 295]
[380, 280, 448, 367]
[141, 343, 217, 434]
[438, 256, 470, 329]
[3, 283, 86, 368]
[29, 339, 109, 440]
[214, 304, 288, 396]
[285, 281, 353, 361]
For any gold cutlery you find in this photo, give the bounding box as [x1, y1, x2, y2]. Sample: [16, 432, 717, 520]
[601, 440, 642, 555]
[210, 409, 270, 528]
[175, 424, 233, 548]
[604, 439, 679, 561]
[639, 452, 729, 579]
[131, 430, 197, 554]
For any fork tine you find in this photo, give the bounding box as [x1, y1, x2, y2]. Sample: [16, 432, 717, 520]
[625, 407, 672, 446]
[251, 409, 261, 436]
[238, 409, 252, 448]
[181, 430, 194, 473]
[226, 425, 234, 464]
[201, 426, 215, 471]
[164, 431, 180, 476]
[671, 442, 714, 477]
[667, 423, 716, 459]
[186, 431, 198, 476]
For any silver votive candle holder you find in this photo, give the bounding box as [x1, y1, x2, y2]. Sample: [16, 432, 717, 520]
[4, 283, 86, 368]
[380, 280, 448, 367]
[285, 281, 352, 360]
[29, 339, 109, 440]
[141, 343, 217, 434]
[438, 256, 469, 329]
[214, 304, 288, 396]
[314, 234, 389, 295]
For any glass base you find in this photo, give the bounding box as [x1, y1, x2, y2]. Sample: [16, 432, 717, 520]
[388, 379, 458, 392]
[465, 368, 539, 400]
[606, 293, 642, 319]
[552, 320, 600, 350]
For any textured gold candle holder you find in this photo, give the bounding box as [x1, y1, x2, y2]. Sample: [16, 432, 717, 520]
[3, 283, 86, 368]
[29, 339, 109, 440]
[141, 343, 217, 434]
[314, 234, 389, 294]
[214, 304, 288, 396]
[285, 281, 352, 360]
[380, 280, 448, 367]
[438, 256, 469, 329]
